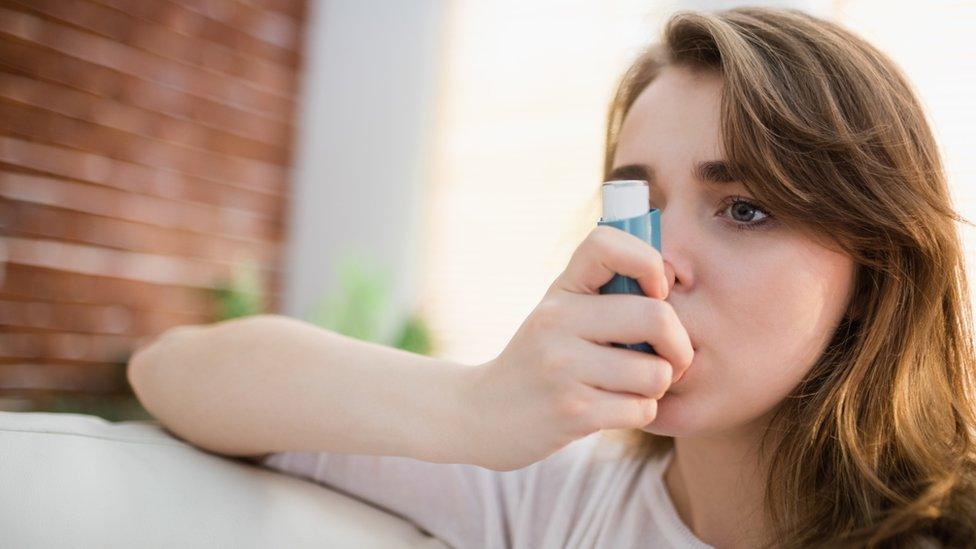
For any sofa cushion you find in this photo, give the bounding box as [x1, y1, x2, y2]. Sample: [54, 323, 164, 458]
[0, 411, 450, 548]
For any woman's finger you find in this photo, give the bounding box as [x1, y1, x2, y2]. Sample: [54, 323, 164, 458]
[551, 292, 694, 382]
[551, 225, 667, 300]
[564, 338, 675, 397]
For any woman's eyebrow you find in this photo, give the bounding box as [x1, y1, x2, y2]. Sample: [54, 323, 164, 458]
[606, 160, 737, 186]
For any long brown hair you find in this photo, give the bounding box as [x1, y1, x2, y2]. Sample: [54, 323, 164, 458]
[601, 7, 976, 547]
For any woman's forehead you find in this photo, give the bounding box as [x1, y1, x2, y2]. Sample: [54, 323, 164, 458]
[616, 67, 725, 164]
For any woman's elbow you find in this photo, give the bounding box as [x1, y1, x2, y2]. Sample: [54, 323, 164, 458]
[126, 321, 214, 406]
[126, 314, 286, 396]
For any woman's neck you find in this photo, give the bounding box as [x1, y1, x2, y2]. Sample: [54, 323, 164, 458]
[663, 423, 775, 548]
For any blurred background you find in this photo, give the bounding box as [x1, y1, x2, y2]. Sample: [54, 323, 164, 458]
[0, 0, 973, 420]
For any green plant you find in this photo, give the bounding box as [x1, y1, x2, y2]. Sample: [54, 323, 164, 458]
[210, 249, 436, 355]
[390, 311, 434, 355]
[308, 250, 436, 356]
[211, 257, 265, 321]
[308, 251, 392, 343]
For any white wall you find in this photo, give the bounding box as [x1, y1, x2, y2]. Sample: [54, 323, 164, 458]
[282, 0, 448, 342]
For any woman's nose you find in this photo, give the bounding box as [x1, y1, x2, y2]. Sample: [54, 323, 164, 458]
[658, 207, 693, 291]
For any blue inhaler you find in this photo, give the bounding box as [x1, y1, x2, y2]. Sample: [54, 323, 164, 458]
[597, 180, 662, 354]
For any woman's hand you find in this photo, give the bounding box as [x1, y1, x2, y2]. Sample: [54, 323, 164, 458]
[462, 225, 695, 471]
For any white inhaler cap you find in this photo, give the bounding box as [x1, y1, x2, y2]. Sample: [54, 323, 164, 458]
[601, 180, 649, 222]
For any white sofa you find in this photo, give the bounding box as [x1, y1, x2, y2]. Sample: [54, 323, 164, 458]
[0, 411, 451, 548]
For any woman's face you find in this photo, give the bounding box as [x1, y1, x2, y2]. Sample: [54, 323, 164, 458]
[611, 65, 857, 438]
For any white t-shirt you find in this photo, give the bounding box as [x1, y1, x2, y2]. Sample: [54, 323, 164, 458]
[259, 431, 714, 548]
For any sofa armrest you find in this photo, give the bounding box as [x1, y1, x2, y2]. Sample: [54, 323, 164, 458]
[0, 411, 450, 549]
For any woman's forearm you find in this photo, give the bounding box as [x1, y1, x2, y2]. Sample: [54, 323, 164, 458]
[127, 314, 476, 464]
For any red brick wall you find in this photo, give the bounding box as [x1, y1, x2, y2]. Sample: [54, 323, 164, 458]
[0, 0, 306, 413]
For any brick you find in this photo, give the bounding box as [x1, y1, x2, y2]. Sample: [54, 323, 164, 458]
[0, 40, 293, 144]
[0, 0, 300, 400]
[0, 99, 287, 194]
[0, 72, 289, 164]
[0, 6, 295, 119]
[92, 0, 301, 67]
[8, 0, 297, 96]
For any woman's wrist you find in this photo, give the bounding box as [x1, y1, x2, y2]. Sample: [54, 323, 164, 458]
[403, 358, 483, 465]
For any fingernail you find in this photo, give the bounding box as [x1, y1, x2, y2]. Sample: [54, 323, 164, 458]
[660, 278, 669, 297]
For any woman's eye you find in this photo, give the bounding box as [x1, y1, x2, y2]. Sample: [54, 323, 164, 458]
[648, 196, 775, 231]
[721, 197, 773, 230]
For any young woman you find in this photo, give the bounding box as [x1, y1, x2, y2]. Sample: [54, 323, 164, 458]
[128, 7, 976, 548]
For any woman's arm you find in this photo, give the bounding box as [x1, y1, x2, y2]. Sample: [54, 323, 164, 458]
[126, 314, 477, 465]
